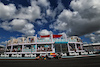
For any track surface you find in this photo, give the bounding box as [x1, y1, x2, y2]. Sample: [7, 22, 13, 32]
[0, 56, 100, 67]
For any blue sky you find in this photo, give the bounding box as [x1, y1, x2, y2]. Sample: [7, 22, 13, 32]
[0, 0, 100, 46]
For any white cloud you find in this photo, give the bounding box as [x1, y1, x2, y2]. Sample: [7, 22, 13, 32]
[10, 19, 27, 31]
[46, 0, 65, 19]
[95, 30, 100, 34]
[37, 0, 50, 7]
[38, 29, 52, 35]
[20, 23, 35, 35]
[0, 1, 40, 21]
[85, 33, 96, 43]
[0, 41, 8, 45]
[85, 33, 95, 38]
[0, 21, 12, 31]
[85, 30, 100, 43]
[0, 2, 16, 20]
[14, 1, 41, 22]
[50, 0, 100, 36]
[70, 0, 100, 19]
[50, 19, 68, 31]
[36, 21, 43, 25]
[0, 1, 41, 21]
[0, 19, 35, 36]
[46, 9, 51, 16]
[1, 0, 100, 38]
[0, 1, 41, 36]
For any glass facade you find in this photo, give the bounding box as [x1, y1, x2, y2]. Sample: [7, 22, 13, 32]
[6, 46, 11, 52]
[55, 44, 68, 53]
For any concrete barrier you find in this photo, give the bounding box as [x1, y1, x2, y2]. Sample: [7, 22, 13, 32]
[75, 53, 79, 56]
[17, 54, 22, 57]
[61, 53, 67, 56]
[69, 52, 75, 56]
[12, 54, 17, 57]
[1, 54, 5, 57]
[81, 52, 88, 55]
[5, 54, 9, 57]
[25, 54, 31, 57]
[89, 52, 93, 54]
[30, 54, 36, 57]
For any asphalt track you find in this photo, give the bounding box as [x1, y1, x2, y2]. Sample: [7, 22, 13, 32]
[0, 56, 100, 67]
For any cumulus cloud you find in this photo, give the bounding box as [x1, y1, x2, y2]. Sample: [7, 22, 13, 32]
[0, 19, 35, 36]
[95, 30, 100, 34]
[85, 33, 95, 38]
[1, 0, 100, 38]
[14, 1, 41, 22]
[70, 0, 100, 19]
[85, 30, 100, 43]
[37, 0, 50, 7]
[0, 1, 41, 22]
[0, 21, 12, 31]
[0, 1, 41, 36]
[0, 2, 16, 20]
[10, 19, 27, 31]
[0, 41, 8, 45]
[46, 9, 51, 16]
[46, 0, 65, 19]
[50, 0, 100, 36]
[20, 23, 35, 36]
[36, 21, 43, 25]
[38, 29, 52, 35]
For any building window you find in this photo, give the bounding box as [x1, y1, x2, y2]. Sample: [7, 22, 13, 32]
[69, 43, 75, 51]
[6, 46, 11, 52]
